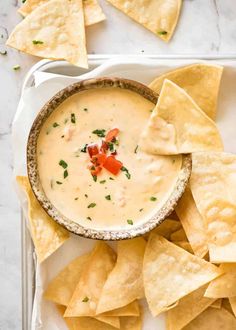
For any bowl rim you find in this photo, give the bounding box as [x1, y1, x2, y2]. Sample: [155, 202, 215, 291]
[27, 77, 192, 241]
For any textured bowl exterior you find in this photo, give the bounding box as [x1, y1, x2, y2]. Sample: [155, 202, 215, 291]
[27, 77, 192, 240]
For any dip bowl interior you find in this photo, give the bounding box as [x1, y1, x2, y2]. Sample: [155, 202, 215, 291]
[27, 77, 192, 240]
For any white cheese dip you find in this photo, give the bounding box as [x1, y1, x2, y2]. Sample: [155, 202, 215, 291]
[37, 88, 182, 229]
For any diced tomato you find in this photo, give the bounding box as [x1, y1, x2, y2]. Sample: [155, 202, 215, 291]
[103, 156, 123, 175]
[87, 143, 99, 158]
[105, 128, 119, 143]
[88, 165, 102, 176]
[92, 153, 107, 166]
[100, 140, 108, 153]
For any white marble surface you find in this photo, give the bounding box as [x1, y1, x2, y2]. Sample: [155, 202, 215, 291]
[0, 0, 236, 329]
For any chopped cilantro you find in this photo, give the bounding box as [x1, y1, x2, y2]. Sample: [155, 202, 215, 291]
[13, 65, 20, 71]
[81, 144, 88, 153]
[85, 194, 88, 198]
[157, 30, 168, 35]
[109, 177, 114, 180]
[88, 203, 96, 208]
[127, 219, 133, 225]
[32, 40, 44, 45]
[74, 197, 78, 200]
[59, 160, 68, 169]
[92, 175, 97, 182]
[92, 129, 106, 138]
[87, 216, 92, 221]
[53, 122, 59, 127]
[150, 196, 157, 201]
[64, 170, 68, 178]
[105, 195, 111, 200]
[82, 297, 89, 302]
[134, 145, 139, 154]
[121, 166, 131, 179]
[84, 108, 88, 112]
[139, 208, 144, 212]
[100, 180, 106, 184]
[56, 181, 62, 185]
[71, 113, 76, 124]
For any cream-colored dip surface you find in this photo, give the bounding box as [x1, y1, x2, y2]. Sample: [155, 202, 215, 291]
[37, 88, 182, 229]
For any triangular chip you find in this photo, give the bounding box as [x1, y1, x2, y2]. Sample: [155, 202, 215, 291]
[173, 241, 193, 254]
[229, 297, 236, 317]
[167, 284, 216, 330]
[190, 152, 236, 263]
[143, 234, 222, 316]
[140, 80, 223, 155]
[18, 0, 106, 26]
[16, 176, 69, 263]
[170, 228, 188, 242]
[106, 0, 182, 42]
[211, 299, 222, 309]
[175, 186, 208, 258]
[65, 242, 116, 317]
[7, 0, 88, 68]
[149, 64, 223, 119]
[205, 264, 236, 298]
[183, 307, 236, 330]
[44, 254, 89, 305]
[97, 238, 146, 314]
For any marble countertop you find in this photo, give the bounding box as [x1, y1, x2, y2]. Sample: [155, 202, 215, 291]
[0, 0, 236, 329]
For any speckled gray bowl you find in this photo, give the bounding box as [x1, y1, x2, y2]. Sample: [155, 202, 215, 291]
[27, 77, 192, 241]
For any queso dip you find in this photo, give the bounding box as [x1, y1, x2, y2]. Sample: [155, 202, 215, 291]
[37, 87, 182, 229]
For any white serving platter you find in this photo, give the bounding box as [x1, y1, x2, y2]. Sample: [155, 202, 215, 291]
[14, 55, 236, 330]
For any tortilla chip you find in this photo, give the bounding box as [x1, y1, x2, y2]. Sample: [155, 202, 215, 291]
[167, 284, 216, 330]
[211, 299, 222, 309]
[229, 297, 236, 316]
[7, 0, 88, 68]
[222, 298, 234, 315]
[140, 80, 223, 155]
[183, 307, 236, 330]
[143, 234, 223, 316]
[106, 0, 182, 42]
[101, 301, 140, 317]
[44, 254, 89, 305]
[190, 152, 236, 263]
[18, 0, 106, 26]
[65, 242, 116, 317]
[175, 186, 208, 258]
[173, 241, 193, 254]
[170, 228, 188, 242]
[149, 64, 223, 119]
[149, 218, 182, 239]
[97, 238, 146, 314]
[16, 176, 69, 263]
[205, 264, 236, 298]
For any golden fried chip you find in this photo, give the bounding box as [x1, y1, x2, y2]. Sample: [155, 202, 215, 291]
[183, 307, 236, 330]
[167, 284, 216, 330]
[7, 0, 88, 68]
[140, 80, 223, 155]
[143, 234, 223, 316]
[44, 254, 89, 305]
[211, 299, 222, 309]
[149, 219, 182, 240]
[149, 64, 223, 119]
[18, 0, 106, 26]
[173, 241, 193, 254]
[229, 297, 236, 316]
[175, 186, 208, 258]
[205, 264, 236, 298]
[65, 242, 116, 317]
[97, 238, 146, 314]
[190, 152, 236, 263]
[16, 176, 69, 263]
[170, 228, 188, 242]
[106, 0, 182, 42]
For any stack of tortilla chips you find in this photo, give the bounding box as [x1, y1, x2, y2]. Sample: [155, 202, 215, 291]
[17, 63, 236, 329]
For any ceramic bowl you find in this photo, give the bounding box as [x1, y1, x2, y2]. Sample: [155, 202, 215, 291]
[27, 77, 191, 240]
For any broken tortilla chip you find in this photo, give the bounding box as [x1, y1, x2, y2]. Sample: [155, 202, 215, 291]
[65, 242, 116, 317]
[140, 80, 223, 155]
[7, 0, 88, 68]
[106, 0, 182, 42]
[149, 64, 223, 119]
[183, 307, 236, 330]
[190, 152, 236, 263]
[97, 238, 146, 314]
[143, 234, 223, 316]
[205, 264, 236, 298]
[167, 284, 216, 330]
[18, 0, 106, 26]
[16, 176, 69, 263]
[44, 254, 89, 305]
[175, 186, 208, 258]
